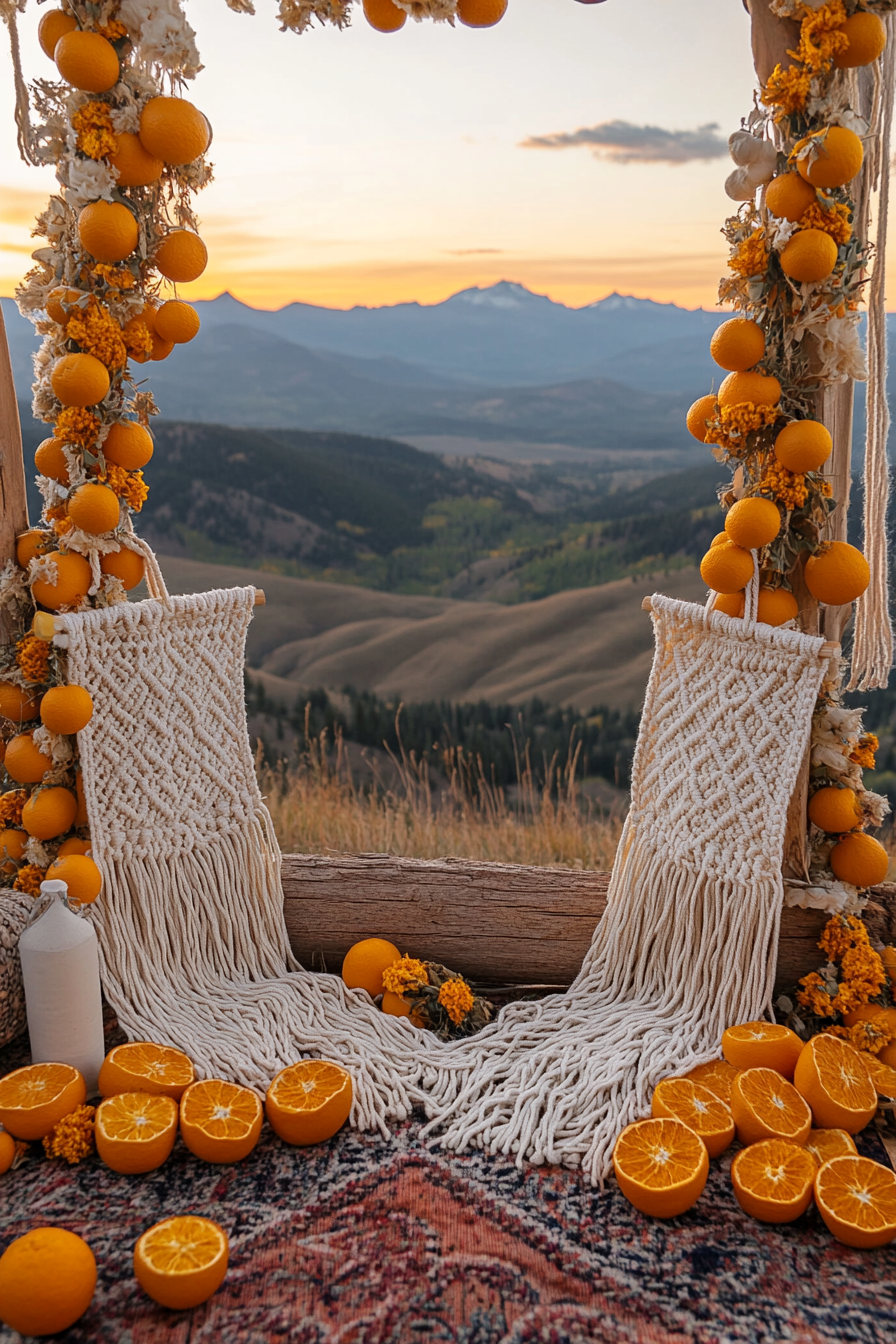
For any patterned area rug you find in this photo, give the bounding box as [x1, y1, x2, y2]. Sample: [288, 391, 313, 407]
[1, 1023, 895, 1344]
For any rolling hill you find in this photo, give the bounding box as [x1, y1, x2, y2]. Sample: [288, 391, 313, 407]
[158, 556, 707, 711]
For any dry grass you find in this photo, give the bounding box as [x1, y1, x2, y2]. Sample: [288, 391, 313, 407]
[259, 720, 625, 870]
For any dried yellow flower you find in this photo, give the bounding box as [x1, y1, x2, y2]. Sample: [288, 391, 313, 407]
[71, 100, 117, 161]
[729, 229, 768, 279]
[15, 634, 50, 684]
[382, 955, 428, 996]
[66, 300, 127, 370]
[800, 200, 852, 246]
[43, 1104, 96, 1163]
[14, 864, 46, 897]
[437, 978, 475, 1026]
[762, 459, 808, 511]
[850, 733, 878, 770]
[55, 407, 100, 451]
[0, 791, 27, 828]
[100, 464, 149, 512]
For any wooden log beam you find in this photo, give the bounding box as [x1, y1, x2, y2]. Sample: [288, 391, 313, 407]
[0, 304, 28, 643]
[281, 853, 896, 996]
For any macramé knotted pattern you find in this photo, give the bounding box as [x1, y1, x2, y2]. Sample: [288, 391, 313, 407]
[57, 587, 833, 1182]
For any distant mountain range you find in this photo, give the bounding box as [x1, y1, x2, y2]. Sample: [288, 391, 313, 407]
[3, 282, 875, 457]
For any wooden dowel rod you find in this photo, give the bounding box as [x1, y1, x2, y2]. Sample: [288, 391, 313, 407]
[254, 589, 265, 606]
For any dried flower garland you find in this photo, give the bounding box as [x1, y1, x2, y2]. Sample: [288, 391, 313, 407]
[690, 0, 894, 916]
[0, 0, 210, 895]
[777, 912, 895, 1049]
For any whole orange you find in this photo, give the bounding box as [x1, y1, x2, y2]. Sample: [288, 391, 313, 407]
[341, 936, 401, 996]
[3, 732, 52, 785]
[40, 684, 94, 735]
[45, 854, 103, 905]
[0, 1227, 96, 1336]
[51, 353, 110, 408]
[35, 437, 71, 484]
[804, 541, 869, 605]
[37, 9, 77, 59]
[829, 831, 889, 888]
[22, 786, 78, 841]
[363, 0, 407, 31]
[108, 132, 163, 187]
[756, 586, 798, 627]
[717, 370, 781, 407]
[774, 419, 832, 473]
[765, 173, 816, 223]
[103, 420, 154, 469]
[139, 96, 210, 165]
[796, 126, 864, 189]
[30, 550, 92, 610]
[457, 0, 508, 27]
[833, 12, 887, 68]
[154, 301, 200, 344]
[100, 547, 146, 590]
[0, 681, 40, 721]
[78, 200, 138, 264]
[67, 482, 120, 535]
[55, 31, 119, 92]
[686, 394, 717, 442]
[16, 529, 51, 570]
[710, 317, 765, 372]
[780, 229, 838, 284]
[153, 230, 208, 283]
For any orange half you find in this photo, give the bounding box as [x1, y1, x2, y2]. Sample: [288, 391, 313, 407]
[682, 1058, 739, 1105]
[95, 1092, 178, 1174]
[732, 1138, 817, 1223]
[134, 1216, 229, 1310]
[804, 1128, 858, 1169]
[730, 1067, 812, 1147]
[179, 1079, 262, 1163]
[722, 1022, 804, 1078]
[860, 1052, 896, 1099]
[793, 1035, 877, 1133]
[815, 1155, 896, 1249]
[265, 1060, 353, 1147]
[0, 1062, 86, 1140]
[98, 1042, 194, 1100]
[612, 1117, 709, 1218]
[651, 1078, 735, 1158]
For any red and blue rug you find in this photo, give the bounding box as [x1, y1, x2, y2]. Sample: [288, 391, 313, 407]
[1, 1022, 894, 1344]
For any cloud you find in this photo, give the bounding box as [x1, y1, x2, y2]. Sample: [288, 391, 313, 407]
[520, 120, 728, 165]
[442, 248, 505, 256]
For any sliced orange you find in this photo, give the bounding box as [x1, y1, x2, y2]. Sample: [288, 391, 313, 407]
[265, 1060, 352, 1146]
[0, 1063, 85, 1140]
[95, 1092, 178, 1174]
[805, 1128, 858, 1169]
[793, 1035, 877, 1134]
[721, 1022, 804, 1079]
[134, 1216, 228, 1310]
[682, 1058, 739, 1105]
[651, 1078, 735, 1158]
[730, 1067, 812, 1147]
[815, 1155, 896, 1248]
[98, 1042, 194, 1100]
[612, 1117, 709, 1218]
[860, 1052, 896, 1099]
[731, 1138, 817, 1223]
[179, 1079, 262, 1163]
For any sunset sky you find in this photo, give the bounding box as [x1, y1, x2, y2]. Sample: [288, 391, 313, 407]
[2, 0, 775, 312]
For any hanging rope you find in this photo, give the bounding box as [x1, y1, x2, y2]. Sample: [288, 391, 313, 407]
[849, 15, 895, 691]
[0, 1, 39, 167]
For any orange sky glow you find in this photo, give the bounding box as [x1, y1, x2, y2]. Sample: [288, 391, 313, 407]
[1, 0, 884, 314]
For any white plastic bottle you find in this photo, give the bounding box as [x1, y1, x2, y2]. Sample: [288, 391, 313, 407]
[18, 880, 105, 1093]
